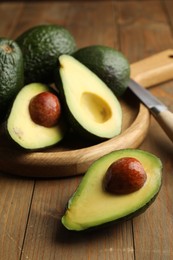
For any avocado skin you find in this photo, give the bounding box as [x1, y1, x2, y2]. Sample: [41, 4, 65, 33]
[16, 24, 77, 84]
[73, 45, 130, 97]
[0, 38, 24, 123]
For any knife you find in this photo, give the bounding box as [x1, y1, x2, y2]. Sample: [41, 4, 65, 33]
[128, 79, 173, 143]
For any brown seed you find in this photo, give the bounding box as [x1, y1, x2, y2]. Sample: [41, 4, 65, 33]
[29, 91, 61, 127]
[103, 157, 147, 195]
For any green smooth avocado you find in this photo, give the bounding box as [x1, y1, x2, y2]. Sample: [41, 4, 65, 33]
[62, 149, 162, 231]
[0, 38, 24, 123]
[73, 45, 130, 96]
[16, 24, 76, 84]
[55, 54, 122, 141]
[7, 83, 65, 149]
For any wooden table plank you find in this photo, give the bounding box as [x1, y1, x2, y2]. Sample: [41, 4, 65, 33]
[16, 1, 134, 260]
[133, 79, 173, 259]
[0, 174, 34, 260]
[118, 0, 173, 63]
[164, 0, 173, 30]
[117, 1, 173, 259]
[133, 110, 173, 259]
[63, 0, 118, 48]
[0, 2, 24, 38]
[21, 179, 134, 260]
[0, 3, 35, 260]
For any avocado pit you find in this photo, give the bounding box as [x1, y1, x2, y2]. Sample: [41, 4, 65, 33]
[29, 91, 61, 127]
[103, 157, 147, 195]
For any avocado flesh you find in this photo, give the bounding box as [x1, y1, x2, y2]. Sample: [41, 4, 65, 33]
[62, 149, 162, 231]
[57, 55, 122, 140]
[7, 83, 65, 149]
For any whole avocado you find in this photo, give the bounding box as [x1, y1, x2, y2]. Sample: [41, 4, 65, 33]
[16, 24, 77, 84]
[0, 38, 24, 123]
[73, 45, 130, 97]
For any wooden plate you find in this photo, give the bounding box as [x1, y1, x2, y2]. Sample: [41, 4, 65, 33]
[0, 90, 150, 178]
[1, 49, 173, 178]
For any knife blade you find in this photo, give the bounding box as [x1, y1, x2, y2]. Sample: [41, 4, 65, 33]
[128, 79, 173, 142]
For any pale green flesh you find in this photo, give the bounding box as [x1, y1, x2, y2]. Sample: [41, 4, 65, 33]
[7, 83, 65, 149]
[62, 149, 162, 231]
[59, 55, 122, 138]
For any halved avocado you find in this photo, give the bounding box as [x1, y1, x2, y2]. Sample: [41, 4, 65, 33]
[7, 83, 65, 149]
[55, 54, 122, 141]
[62, 149, 162, 231]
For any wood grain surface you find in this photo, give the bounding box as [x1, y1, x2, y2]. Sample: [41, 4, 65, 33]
[0, 1, 173, 260]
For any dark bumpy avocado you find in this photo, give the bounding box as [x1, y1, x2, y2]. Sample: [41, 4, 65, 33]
[73, 45, 130, 97]
[55, 54, 122, 141]
[16, 24, 76, 84]
[0, 38, 24, 123]
[62, 149, 162, 231]
[7, 83, 65, 149]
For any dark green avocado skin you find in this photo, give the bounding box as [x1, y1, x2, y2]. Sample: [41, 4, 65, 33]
[73, 45, 130, 97]
[0, 38, 24, 123]
[16, 24, 77, 84]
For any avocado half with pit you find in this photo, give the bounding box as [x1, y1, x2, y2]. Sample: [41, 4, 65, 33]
[7, 83, 65, 149]
[62, 149, 162, 231]
[55, 54, 122, 141]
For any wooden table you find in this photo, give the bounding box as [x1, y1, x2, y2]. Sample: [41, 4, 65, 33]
[1, 1, 173, 259]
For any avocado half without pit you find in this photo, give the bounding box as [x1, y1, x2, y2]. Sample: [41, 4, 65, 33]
[61, 149, 162, 231]
[55, 55, 122, 141]
[7, 83, 65, 149]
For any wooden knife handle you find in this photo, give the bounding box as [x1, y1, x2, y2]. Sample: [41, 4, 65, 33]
[130, 49, 173, 87]
[154, 110, 173, 143]
[131, 49, 173, 143]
